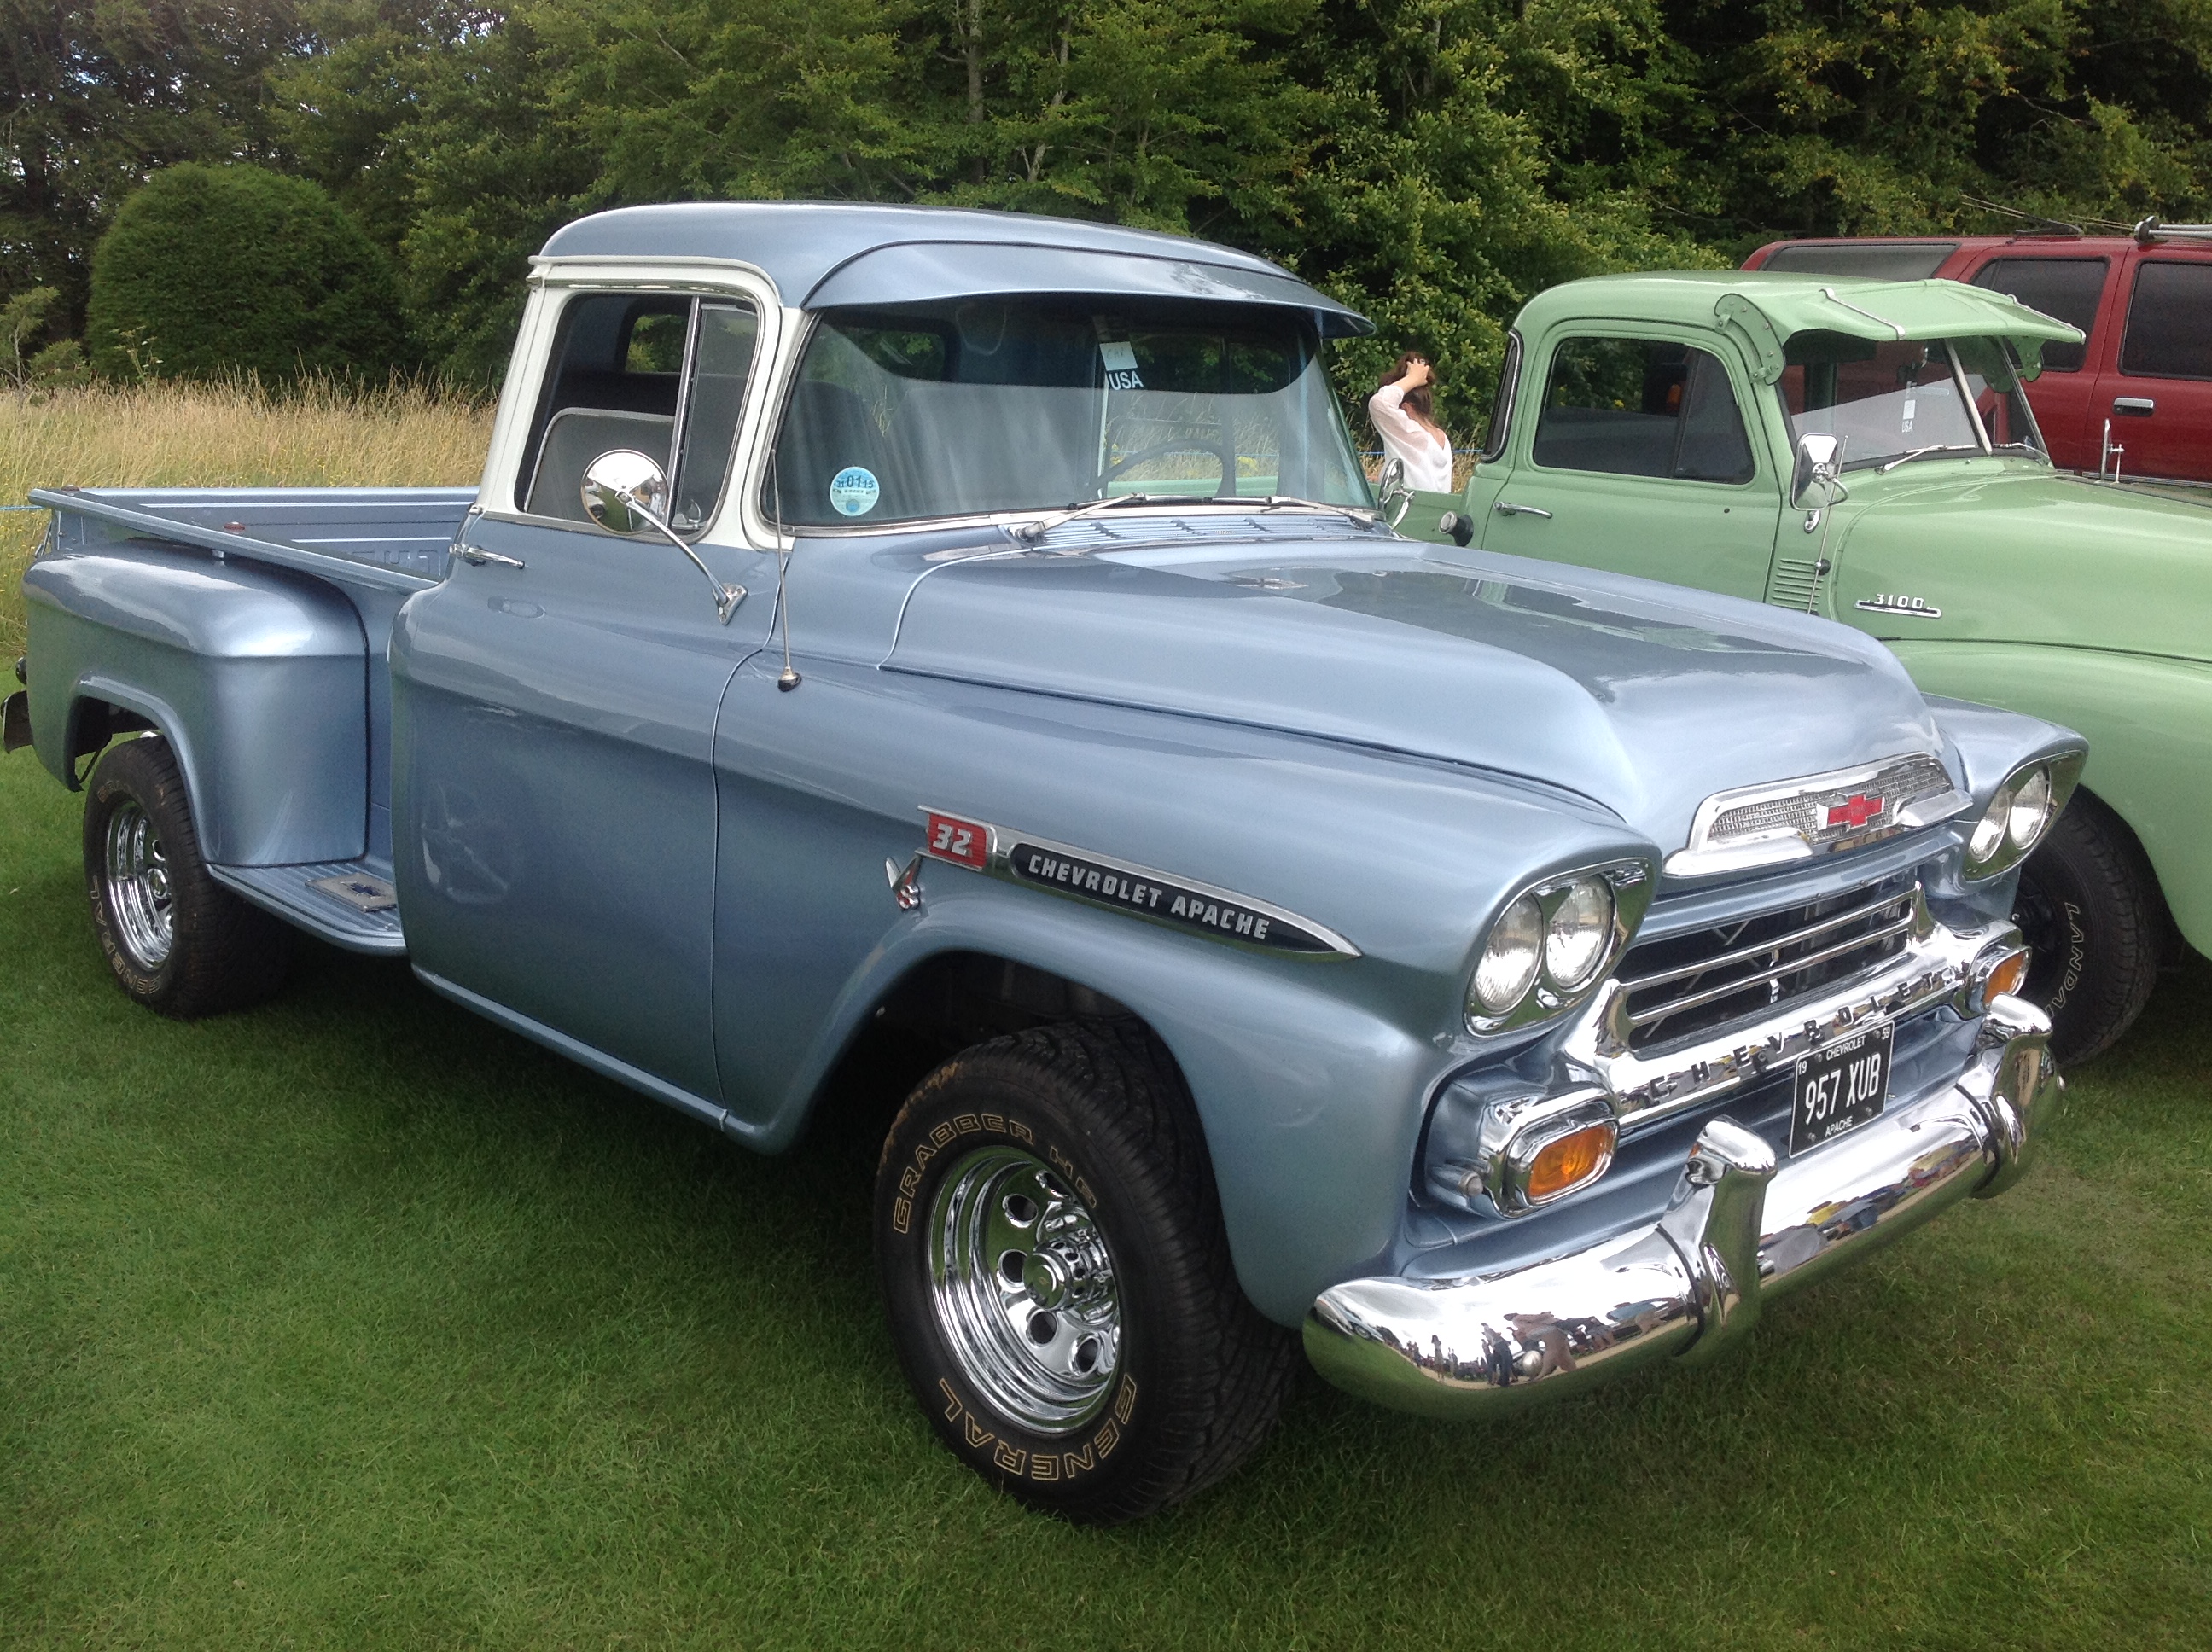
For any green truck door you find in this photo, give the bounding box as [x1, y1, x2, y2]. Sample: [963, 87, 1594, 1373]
[1478, 332, 1784, 599]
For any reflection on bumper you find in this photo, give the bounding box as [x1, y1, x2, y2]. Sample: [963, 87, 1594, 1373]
[1304, 995, 2060, 1419]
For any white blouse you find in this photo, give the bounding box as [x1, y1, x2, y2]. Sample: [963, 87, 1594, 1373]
[1367, 383, 1455, 493]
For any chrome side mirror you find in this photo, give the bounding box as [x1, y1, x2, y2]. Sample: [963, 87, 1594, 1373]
[581, 449, 672, 536]
[580, 449, 747, 625]
[1790, 432, 1844, 509]
[1377, 456, 1414, 528]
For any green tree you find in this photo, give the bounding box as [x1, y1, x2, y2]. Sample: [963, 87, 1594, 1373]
[0, 2, 308, 329]
[85, 163, 411, 381]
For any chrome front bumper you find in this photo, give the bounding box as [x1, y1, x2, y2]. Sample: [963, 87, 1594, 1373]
[1304, 995, 2061, 1418]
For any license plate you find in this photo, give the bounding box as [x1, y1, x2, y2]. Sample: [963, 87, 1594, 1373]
[1789, 1021, 1894, 1156]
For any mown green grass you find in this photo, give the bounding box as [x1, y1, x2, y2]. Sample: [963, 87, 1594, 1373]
[3, 748, 2209, 1650]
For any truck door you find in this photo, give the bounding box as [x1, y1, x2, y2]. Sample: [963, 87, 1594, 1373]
[2095, 253, 2212, 484]
[1965, 253, 2114, 470]
[392, 286, 778, 1104]
[1477, 333, 1784, 601]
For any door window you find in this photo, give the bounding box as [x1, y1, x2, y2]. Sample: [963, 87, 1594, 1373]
[2120, 262, 2212, 381]
[1970, 258, 2107, 372]
[520, 292, 761, 529]
[1532, 338, 1756, 483]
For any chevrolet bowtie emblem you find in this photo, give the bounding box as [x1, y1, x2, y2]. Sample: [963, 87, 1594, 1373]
[1825, 793, 1885, 830]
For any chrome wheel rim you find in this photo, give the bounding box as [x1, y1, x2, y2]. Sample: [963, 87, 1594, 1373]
[928, 1146, 1122, 1434]
[104, 801, 174, 969]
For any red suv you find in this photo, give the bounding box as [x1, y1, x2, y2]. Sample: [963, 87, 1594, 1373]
[1743, 229, 2212, 484]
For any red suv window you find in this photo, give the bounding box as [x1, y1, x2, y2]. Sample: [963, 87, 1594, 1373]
[2122, 262, 2212, 380]
[1970, 258, 2106, 372]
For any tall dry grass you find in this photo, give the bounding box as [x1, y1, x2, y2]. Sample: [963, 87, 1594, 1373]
[1, 378, 494, 659]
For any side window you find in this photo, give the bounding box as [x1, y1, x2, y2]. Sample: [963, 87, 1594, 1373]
[1532, 337, 1755, 484]
[1479, 332, 1521, 462]
[1970, 258, 2107, 371]
[2119, 261, 2212, 381]
[519, 292, 761, 529]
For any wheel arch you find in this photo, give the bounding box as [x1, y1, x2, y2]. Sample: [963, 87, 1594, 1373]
[761, 893, 1450, 1328]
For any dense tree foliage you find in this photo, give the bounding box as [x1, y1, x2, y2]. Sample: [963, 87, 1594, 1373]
[85, 164, 410, 381]
[7, 1, 2209, 427]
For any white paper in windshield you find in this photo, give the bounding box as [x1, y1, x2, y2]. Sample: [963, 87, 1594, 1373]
[1100, 340, 1144, 391]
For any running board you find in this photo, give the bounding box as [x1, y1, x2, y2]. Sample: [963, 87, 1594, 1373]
[208, 860, 407, 955]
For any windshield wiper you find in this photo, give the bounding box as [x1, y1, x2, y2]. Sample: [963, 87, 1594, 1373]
[1877, 443, 1986, 474]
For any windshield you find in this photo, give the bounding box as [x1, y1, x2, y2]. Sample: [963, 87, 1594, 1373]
[1777, 333, 2046, 471]
[764, 299, 1372, 527]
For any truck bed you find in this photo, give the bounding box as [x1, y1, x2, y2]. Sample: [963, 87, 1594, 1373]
[26, 486, 478, 589]
[25, 486, 479, 956]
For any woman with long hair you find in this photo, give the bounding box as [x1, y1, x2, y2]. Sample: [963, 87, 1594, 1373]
[1367, 352, 1453, 493]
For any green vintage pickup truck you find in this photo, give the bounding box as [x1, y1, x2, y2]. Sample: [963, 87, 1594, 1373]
[1399, 271, 2208, 1062]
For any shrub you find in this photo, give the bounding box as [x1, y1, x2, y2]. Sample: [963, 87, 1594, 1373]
[85, 165, 410, 382]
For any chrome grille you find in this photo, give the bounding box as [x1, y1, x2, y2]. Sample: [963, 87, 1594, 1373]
[1614, 874, 1918, 1053]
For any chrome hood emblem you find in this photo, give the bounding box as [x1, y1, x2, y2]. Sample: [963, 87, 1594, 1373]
[1668, 752, 1970, 877]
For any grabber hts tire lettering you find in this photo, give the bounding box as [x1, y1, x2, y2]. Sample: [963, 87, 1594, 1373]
[83, 736, 293, 1019]
[874, 1019, 1296, 1523]
[2012, 788, 2160, 1066]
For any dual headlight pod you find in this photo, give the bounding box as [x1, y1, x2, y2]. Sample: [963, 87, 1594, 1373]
[1963, 753, 2084, 880]
[1467, 862, 1654, 1034]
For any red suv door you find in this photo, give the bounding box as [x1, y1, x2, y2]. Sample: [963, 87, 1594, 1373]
[1960, 253, 2114, 469]
[2098, 253, 2212, 483]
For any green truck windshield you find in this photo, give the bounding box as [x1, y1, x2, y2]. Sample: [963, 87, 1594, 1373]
[1778, 333, 2045, 470]
[765, 299, 1372, 527]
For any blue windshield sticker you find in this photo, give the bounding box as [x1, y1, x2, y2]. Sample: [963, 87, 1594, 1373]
[1100, 340, 1144, 391]
[829, 466, 881, 516]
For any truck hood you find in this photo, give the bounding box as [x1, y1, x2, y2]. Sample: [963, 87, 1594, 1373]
[1839, 465, 2211, 664]
[884, 537, 1944, 852]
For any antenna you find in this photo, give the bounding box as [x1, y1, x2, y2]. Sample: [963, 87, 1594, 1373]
[772, 462, 800, 692]
[1959, 194, 2082, 236]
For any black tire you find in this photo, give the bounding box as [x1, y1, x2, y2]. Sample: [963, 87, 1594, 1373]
[874, 1020, 1296, 1524]
[83, 736, 293, 1018]
[2012, 789, 2159, 1066]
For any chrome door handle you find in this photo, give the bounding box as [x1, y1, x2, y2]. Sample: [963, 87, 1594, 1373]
[454, 544, 526, 569]
[2113, 397, 2157, 416]
[1493, 500, 1553, 519]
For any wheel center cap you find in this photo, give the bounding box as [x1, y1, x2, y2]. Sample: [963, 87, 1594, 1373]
[1022, 1250, 1072, 1308]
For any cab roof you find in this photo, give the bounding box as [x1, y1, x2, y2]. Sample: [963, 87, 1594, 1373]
[537, 201, 1372, 336]
[1517, 270, 2083, 379]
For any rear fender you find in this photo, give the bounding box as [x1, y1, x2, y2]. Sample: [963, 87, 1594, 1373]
[23, 543, 370, 864]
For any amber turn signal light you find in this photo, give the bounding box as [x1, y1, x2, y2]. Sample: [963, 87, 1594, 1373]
[1986, 950, 2030, 1003]
[1525, 1121, 1618, 1204]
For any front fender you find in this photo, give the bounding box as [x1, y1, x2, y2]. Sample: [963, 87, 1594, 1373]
[1906, 645, 2211, 951]
[707, 658, 1654, 1325]
[761, 878, 1451, 1327]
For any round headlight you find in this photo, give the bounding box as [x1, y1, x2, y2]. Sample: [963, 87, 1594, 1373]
[2006, 766, 2052, 852]
[1969, 782, 2015, 866]
[1471, 893, 1544, 1016]
[1544, 876, 1615, 990]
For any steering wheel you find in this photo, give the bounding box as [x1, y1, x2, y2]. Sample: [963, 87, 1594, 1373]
[1097, 436, 1237, 498]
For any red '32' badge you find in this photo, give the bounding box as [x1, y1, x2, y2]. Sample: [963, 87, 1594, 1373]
[924, 811, 991, 870]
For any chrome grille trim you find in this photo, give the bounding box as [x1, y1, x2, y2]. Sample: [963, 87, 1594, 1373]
[1614, 875, 1919, 1052]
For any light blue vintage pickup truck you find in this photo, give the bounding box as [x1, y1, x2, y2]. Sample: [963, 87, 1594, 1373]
[6, 204, 2080, 1522]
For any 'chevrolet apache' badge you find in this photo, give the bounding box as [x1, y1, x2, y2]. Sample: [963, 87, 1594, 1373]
[917, 808, 1358, 957]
